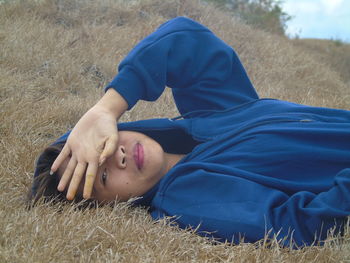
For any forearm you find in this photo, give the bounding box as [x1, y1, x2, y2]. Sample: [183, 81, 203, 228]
[270, 169, 350, 246]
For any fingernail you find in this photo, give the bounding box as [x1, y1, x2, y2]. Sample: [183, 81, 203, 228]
[49, 170, 54, 175]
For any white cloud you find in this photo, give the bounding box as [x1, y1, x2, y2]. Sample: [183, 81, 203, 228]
[321, 0, 343, 14]
[282, 0, 350, 41]
[283, 0, 322, 14]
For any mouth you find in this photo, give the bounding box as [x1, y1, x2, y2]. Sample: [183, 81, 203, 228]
[133, 142, 144, 170]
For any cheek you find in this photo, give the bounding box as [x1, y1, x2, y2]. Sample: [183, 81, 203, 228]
[108, 174, 140, 200]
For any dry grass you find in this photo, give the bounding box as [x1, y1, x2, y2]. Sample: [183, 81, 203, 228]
[1, 0, 350, 262]
[292, 38, 350, 88]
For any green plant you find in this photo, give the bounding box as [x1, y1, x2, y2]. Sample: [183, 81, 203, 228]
[204, 0, 291, 35]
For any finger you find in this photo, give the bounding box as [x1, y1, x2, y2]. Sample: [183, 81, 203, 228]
[83, 163, 98, 199]
[51, 144, 71, 173]
[57, 157, 77, 192]
[99, 134, 118, 165]
[66, 162, 87, 200]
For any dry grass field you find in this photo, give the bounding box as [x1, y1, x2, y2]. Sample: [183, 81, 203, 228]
[1, 0, 350, 262]
[292, 38, 350, 88]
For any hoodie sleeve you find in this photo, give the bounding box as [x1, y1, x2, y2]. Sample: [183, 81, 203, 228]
[154, 167, 350, 247]
[105, 17, 258, 115]
[269, 168, 350, 246]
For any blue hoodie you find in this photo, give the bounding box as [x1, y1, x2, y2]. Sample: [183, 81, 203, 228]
[38, 17, 350, 246]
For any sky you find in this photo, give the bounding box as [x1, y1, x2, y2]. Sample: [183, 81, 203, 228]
[281, 0, 350, 42]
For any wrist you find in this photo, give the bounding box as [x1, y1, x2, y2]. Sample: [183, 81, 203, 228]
[95, 89, 128, 119]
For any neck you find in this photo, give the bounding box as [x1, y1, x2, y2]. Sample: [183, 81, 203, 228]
[163, 152, 185, 175]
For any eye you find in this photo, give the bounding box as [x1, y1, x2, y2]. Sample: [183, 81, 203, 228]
[102, 170, 107, 185]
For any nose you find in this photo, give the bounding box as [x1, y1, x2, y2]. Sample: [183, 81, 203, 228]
[116, 145, 126, 169]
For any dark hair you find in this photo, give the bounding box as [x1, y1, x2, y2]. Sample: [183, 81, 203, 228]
[27, 143, 68, 206]
[28, 143, 97, 209]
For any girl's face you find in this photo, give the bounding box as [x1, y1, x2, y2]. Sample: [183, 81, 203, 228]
[58, 131, 169, 203]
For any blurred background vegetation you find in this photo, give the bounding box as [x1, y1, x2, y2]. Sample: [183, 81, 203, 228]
[204, 0, 291, 35]
[204, 0, 350, 86]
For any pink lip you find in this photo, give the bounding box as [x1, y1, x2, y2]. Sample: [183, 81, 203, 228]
[133, 142, 144, 170]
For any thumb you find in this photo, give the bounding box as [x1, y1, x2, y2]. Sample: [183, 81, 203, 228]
[99, 134, 118, 166]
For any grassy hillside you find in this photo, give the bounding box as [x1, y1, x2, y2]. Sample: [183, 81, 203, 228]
[292, 38, 350, 87]
[1, 0, 349, 262]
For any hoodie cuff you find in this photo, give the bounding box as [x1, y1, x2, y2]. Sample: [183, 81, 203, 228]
[105, 66, 145, 110]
